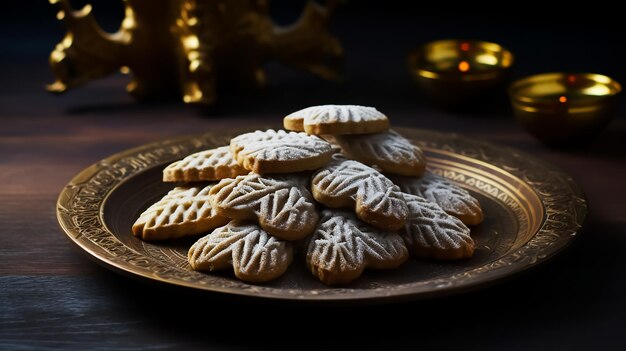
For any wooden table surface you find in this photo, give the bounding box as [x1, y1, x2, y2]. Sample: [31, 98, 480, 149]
[2, 61, 626, 350]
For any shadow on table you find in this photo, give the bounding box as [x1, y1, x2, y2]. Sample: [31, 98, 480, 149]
[92, 216, 625, 349]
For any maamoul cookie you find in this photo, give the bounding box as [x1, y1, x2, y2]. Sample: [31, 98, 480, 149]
[230, 129, 333, 174]
[391, 171, 483, 225]
[306, 210, 408, 285]
[162, 146, 248, 182]
[333, 130, 426, 176]
[401, 193, 474, 260]
[132, 185, 228, 241]
[284, 105, 390, 135]
[210, 174, 319, 240]
[312, 155, 407, 231]
[189, 221, 293, 283]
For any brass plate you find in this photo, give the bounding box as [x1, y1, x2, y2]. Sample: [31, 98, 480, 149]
[56, 128, 587, 302]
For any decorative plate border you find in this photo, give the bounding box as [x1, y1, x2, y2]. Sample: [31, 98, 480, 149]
[56, 128, 587, 302]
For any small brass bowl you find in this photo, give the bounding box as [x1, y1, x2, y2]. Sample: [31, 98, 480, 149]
[509, 73, 622, 145]
[408, 39, 514, 105]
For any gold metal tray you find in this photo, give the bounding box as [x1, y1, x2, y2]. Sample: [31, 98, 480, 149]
[56, 128, 587, 303]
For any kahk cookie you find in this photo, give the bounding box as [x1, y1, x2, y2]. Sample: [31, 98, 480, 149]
[391, 171, 483, 225]
[400, 193, 474, 260]
[333, 130, 426, 176]
[311, 155, 407, 231]
[284, 105, 390, 135]
[306, 210, 408, 285]
[132, 185, 228, 241]
[189, 221, 293, 283]
[230, 129, 333, 174]
[210, 174, 319, 241]
[162, 146, 248, 182]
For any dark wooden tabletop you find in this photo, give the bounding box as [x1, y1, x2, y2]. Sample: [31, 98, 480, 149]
[2, 57, 626, 350]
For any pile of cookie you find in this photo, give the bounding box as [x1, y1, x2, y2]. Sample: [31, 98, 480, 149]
[132, 105, 483, 285]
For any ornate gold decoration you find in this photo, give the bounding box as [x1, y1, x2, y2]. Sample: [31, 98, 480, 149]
[56, 128, 587, 302]
[47, 0, 343, 104]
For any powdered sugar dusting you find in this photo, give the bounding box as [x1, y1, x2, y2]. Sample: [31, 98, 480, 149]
[231, 129, 332, 162]
[132, 184, 228, 240]
[210, 173, 319, 240]
[306, 209, 408, 284]
[188, 221, 293, 283]
[163, 146, 248, 182]
[391, 171, 483, 225]
[230, 129, 333, 173]
[312, 154, 408, 230]
[334, 130, 426, 176]
[286, 105, 388, 126]
[400, 193, 474, 259]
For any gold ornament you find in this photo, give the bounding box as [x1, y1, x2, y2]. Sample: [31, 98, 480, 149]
[47, 0, 343, 104]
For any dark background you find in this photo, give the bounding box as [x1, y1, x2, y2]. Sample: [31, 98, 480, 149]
[1, 1, 626, 350]
[1, 0, 625, 115]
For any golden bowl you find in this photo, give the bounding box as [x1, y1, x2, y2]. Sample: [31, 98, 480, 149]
[408, 39, 514, 105]
[509, 73, 622, 145]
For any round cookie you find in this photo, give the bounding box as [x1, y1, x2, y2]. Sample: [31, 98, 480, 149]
[306, 209, 408, 285]
[401, 193, 474, 260]
[132, 184, 229, 241]
[189, 221, 293, 283]
[284, 105, 390, 135]
[163, 146, 248, 182]
[311, 154, 408, 231]
[333, 130, 426, 176]
[230, 129, 333, 174]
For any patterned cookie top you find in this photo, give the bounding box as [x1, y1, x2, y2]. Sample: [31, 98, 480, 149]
[284, 105, 390, 135]
[132, 185, 228, 241]
[188, 221, 293, 283]
[210, 174, 319, 241]
[333, 130, 426, 176]
[163, 146, 248, 182]
[306, 210, 408, 285]
[230, 129, 333, 174]
[311, 154, 408, 230]
[400, 193, 474, 260]
[391, 171, 483, 225]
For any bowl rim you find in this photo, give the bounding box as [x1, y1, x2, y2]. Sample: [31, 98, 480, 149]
[408, 39, 514, 82]
[508, 72, 622, 105]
